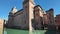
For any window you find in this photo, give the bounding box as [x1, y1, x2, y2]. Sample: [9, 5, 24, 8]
[49, 13, 51, 16]
[50, 20, 52, 24]
[36, 13, 39, 16]
[25, 21, 26, 24]
[49, 17, 50, 19]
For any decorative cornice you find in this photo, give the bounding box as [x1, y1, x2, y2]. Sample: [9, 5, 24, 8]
[14, 11, 24, 16]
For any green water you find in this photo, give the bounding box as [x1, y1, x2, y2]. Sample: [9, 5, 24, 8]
[4, 28, 29, 34]
[32, 30, 56, 34]
[32, 30, 47, 34]
[4, 28, 56, 34]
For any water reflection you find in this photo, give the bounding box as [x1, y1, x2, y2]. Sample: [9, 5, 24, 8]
[4, 31, 7, 34]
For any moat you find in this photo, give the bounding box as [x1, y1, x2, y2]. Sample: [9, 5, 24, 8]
[4, 28, 57, 34]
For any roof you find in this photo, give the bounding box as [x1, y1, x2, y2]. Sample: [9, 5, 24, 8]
[56, 14, 60, 16]
[14, 9, 23, 15]
[46, 8, 54, 12]
[34, 5, 43, 10]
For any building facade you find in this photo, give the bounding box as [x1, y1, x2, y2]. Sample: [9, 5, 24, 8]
[46, 9, 54, 25]
[55, 14, 60, 31]
[33, 5, 44, 30]
[46, 9, 55, 30]
[7, 0, 55, 30]
[7, 0, 34, 30]
[43, 14, 48, 29]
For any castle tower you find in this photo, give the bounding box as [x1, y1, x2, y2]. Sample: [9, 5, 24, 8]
[23, 0, 35, 32]
[46, 8, 55, 30]
[46, 8, 54, 25]
[34, 5, 44, 29]
[11, 6, 17, 14]
[7, 6, 17, 27]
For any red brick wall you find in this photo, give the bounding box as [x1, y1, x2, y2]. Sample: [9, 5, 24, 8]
[43, 14, 48, 25]
[55, 14, 60, 30]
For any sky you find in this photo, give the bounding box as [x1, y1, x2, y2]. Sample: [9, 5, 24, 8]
[0, 0, 60, 20]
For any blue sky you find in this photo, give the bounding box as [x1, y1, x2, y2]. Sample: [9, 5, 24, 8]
[0, 0, 60, 20]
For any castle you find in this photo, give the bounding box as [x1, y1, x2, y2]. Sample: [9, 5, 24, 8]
[7, 0, 55, 30]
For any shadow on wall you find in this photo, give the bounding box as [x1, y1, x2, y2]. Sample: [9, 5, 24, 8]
[31, 17, 44, 30]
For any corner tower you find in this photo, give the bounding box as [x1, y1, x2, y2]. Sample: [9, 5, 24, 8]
[33, 5, 44, 29]
[23, 0, 35, 31]
[8, 6, 17, 27]
[10, 6, 17, 14]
